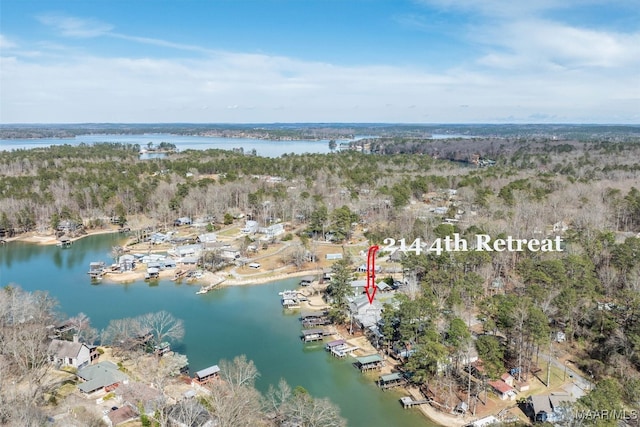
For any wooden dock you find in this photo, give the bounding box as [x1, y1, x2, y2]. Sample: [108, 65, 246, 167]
[400, 396, 430, 408]
[196, 279, 224, 295]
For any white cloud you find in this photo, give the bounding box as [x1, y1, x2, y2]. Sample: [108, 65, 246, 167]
[2, 48, 638, 123]
[37, 14, 114, 38]
[476, 19, 640, 70]
[2, 11, 638, 123]
[0, 34, 17, 50]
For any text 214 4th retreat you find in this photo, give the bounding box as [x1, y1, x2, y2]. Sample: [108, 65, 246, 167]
[381, 234, 564, 255]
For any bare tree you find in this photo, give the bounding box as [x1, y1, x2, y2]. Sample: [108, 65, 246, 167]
[68, 312, 98, 344]
[219, 354, 259, 393]
[138, 310, 185, 346]
[101, 317, 145, 354]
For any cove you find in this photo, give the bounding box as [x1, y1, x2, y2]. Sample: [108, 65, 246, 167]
[0, 233, 435, 427]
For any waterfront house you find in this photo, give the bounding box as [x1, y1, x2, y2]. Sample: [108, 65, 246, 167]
[57, 220, 79, 234]
[170, 243, 203, 259]
[47, 338, 92, 369]
[194, 365, 220, 384]
[77, 361, 128, 394]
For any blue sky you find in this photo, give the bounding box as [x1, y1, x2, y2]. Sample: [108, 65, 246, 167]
[1, 0, 638, 123]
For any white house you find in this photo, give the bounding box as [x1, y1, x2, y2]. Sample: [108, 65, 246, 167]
[260, 223, 284, 238]
[48, 338, 92, 369]
[241, 220, 259, 234]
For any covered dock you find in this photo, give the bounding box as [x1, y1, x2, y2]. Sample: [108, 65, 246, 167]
[300, 311, 331, 327]
[378, 372, 406, 389]
[400, 396, 430, 408]
[299, 276, 315, 286]
[194, 365, 220, 384]
[355, 354, 384, 372]
[301, 328, 330, 342]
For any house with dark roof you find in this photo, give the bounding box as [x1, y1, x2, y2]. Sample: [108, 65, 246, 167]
[105, 405, 138, 427]
[77, 361, 128, 394]
[47, 338, 92, 369]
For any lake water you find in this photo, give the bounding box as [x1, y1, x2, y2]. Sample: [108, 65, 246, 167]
[0, 233, 434, 427]
[0, 134, 338, 158]
[0, 133, 475, 157]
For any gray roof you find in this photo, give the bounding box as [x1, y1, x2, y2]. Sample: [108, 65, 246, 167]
[529, 395, 553, 414]
[48, 339, 86, 359]
[195, 365, 220, 379]
[356, 354, 383, 365]
[380, 372, 403, 382]
[77, 361, 128, 393]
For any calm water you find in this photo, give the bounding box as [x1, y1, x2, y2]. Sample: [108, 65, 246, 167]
[0, 134, 338, 158]
[0, 234, 433, 427]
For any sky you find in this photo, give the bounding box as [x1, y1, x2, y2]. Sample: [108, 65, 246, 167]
[1, 0, 639, 124]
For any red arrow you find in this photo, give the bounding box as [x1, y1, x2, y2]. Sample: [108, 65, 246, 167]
[365, 245, 380, 304]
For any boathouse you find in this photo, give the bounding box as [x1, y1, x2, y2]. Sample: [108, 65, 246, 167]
[57, 236, 72, 247]
[378, 372, 406, 389]
[301, 328, 328, 342]
[300, 311, 330, 327]
[88, 261, 106, 279]
[281, 290, 300, 308]
[194, 365, 220, 384]
[299, 276, 314, 286]
[325, 339, 346, 351]
[355, 354, 384, 372]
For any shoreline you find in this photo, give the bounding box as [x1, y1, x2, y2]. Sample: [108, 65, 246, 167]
[3, 227, 122, 246]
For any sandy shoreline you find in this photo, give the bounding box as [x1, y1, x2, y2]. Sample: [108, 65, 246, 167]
[4, 228, 122, 246]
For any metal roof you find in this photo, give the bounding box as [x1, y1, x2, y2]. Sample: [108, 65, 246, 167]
[380, 372, 403, 382]
[356, 354, 383, 364]
[195, 365, 220, 378]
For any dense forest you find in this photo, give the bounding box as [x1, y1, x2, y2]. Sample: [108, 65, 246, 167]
[1, 126, 640, 425]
